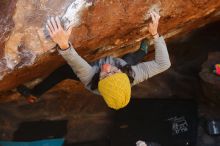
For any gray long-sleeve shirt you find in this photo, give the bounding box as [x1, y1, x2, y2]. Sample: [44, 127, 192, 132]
[58, 36, 171, 94]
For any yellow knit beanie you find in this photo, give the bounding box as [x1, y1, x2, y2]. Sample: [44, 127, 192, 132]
[98, 73, 131, 110]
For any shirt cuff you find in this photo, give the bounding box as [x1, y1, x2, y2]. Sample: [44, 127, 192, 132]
[57, 42, 78, 56]
[57, 42, 71, 51]
[153, 35, 164, 43]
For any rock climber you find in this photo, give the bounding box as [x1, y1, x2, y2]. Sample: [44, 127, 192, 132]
[18, 11, 171, 110]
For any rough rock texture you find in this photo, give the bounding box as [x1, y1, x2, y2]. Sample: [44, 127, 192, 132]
[0, 80, 113, 142]
[1, 0, 220, 91]
[199, 52, 220, 106]
[1, 19, 220, 144]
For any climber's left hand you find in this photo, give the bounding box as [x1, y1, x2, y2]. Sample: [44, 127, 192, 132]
[46, 16, 72, 50]
[148, 11, 160, 39]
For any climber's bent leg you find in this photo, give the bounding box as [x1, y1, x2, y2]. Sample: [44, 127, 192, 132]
[122, 39, 149, 65]
[17, 64, 79, 100]
[31, 64, 79, 96]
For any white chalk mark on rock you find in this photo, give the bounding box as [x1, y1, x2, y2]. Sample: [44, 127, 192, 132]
[61, 0, 92, 30]
[144, 3, 161, 21]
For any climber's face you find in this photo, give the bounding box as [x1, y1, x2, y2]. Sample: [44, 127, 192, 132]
[100, 64, 121, 80]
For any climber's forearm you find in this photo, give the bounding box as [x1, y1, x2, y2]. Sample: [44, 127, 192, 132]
[153, 36, 171, 71]
[46, 16, 95, 86]
[58, 44, 94, 86]
[131, 36, 171, 85]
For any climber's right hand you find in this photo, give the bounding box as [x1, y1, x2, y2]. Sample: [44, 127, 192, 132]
[46, 16, 72, 50]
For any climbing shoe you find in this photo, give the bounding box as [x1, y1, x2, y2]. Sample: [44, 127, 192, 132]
[17, 85, 38, 104]
[140, 38, 150, 54]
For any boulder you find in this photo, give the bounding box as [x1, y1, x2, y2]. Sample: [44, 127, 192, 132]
[1, 0, 220, 91]
[0, 79, 113, 142]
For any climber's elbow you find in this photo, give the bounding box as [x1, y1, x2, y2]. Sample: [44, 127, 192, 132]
[165, 60, 171, 70]
[159, 60, 171, 72]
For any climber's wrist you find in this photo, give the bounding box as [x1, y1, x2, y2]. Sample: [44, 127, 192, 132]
[152, 33, 159, 39]
[58, 42, 70, 50]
